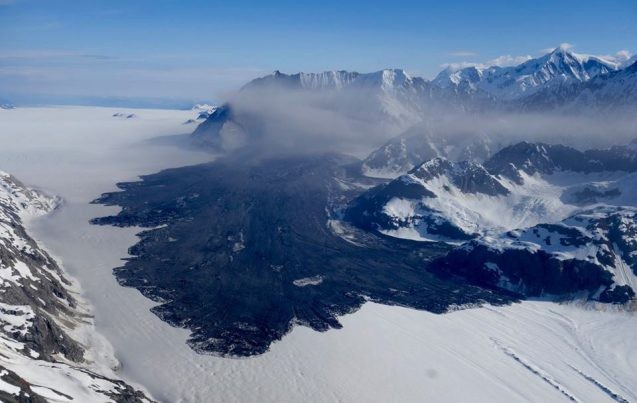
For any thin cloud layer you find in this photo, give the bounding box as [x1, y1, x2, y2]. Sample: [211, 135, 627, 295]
[448, 51, 478, 57]
[441, 54, 533, 71]
[485, 54, 532, 67]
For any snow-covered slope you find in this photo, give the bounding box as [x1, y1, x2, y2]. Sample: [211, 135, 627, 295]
[0, 171, 153, 402]
[350, 141, 637, 240]
[572, 60, 637, 108]
[245, 68, 423, 93]
[347, 142, 637, 302]
[521, 60, 637, 111]
[434, 206, 637, 303]
[349, 155, 572, 242]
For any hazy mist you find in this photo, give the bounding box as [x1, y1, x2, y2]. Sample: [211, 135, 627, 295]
[213, 85, 637, 160]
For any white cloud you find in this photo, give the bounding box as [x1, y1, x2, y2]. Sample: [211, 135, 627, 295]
[541, 42, 574, 54]
[439, 62, 481, 72]
[448, 51, 478, 57]
[485, 54, 532, 67]
[441, 53, 532, 72]
[592, 50, 634, 67]
[614, 50, 632, 62]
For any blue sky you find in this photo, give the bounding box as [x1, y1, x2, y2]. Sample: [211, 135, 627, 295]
[1, 0, 636, 107]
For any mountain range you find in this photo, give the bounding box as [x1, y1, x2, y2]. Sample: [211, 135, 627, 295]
[191, 45, 637, 152]
[345, 141, 637, 303]
[433, 45, 624, 100]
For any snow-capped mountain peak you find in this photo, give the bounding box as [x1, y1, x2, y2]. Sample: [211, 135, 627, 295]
[432, 65, 492, 93]
[364, 68, 414, 91]
[191, 103, 217, 120]
[245, 68, 417, 93]
[542, 45, 617, 80]
[434, 45, 621, 100]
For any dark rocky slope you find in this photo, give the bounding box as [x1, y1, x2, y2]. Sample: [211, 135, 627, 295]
[91, 153, 513, 357]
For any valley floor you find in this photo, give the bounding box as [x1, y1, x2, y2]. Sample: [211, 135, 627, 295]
[0, 106, 634, 402]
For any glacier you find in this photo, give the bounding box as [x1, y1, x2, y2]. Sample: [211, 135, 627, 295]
[0, 106, 635, 402]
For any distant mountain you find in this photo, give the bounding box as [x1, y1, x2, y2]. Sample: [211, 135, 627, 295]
[245, 69, 360, 90]
[190, 68, 490, 151]
[484, 141, 637, 183]
[243, 68, 449, 124]
[190, 68, 457, 150]
[362, 129, 637, 180]
[433, 45, 620, 101]
[520, 60, 637, 111]
[245, 68, 428, 95]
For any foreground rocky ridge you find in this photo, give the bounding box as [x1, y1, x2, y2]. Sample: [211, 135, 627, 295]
[0, 171, 153, 402]
[433, 207, 637, 304]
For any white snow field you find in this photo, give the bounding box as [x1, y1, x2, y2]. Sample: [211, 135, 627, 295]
[0, 106, 635, 402]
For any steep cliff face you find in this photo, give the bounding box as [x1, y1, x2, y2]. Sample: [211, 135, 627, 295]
[0, 171, 154, 402]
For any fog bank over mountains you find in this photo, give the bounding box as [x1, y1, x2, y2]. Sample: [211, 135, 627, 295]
[191, 45, 637, 158]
